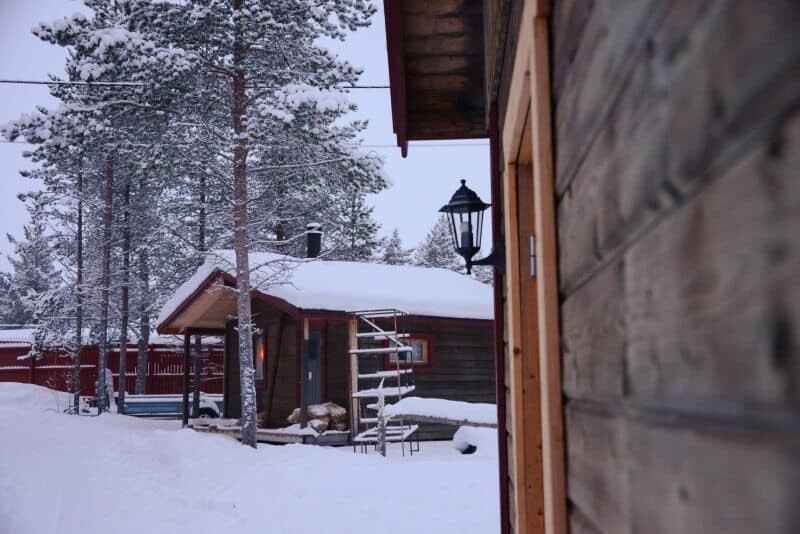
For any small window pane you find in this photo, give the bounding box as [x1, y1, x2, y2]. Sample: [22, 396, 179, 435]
[389, 339, 427, 365]
[253, 333, 265, 380]
[410, 341, 425, 363]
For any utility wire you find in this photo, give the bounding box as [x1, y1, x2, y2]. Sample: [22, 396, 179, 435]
[0, 79, 144, 87]
[1, 139, 488, 147]
[0, 79, 389, 89]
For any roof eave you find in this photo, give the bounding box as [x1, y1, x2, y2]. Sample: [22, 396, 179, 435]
[384, 0, 409, 157]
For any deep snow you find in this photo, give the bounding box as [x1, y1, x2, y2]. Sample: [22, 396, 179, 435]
[0, 383, 499, 534]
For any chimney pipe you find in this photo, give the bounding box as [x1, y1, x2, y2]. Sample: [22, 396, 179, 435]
[305, 223, 322, 258]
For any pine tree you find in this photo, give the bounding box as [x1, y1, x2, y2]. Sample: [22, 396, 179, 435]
[325, 187, 382, 261]
[471, 265, 495, 285]
[379, 228, 414, 265]
[2, 192, 71, 363]
[142, 0, 378, 447]
[414, 215, 463, 272]
[3, 1, 384, 434]
[0, 273, 24, 326]
[4, 193, 59, 327]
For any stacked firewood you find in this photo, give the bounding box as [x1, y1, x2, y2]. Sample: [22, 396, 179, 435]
[287, 402, 348, 433]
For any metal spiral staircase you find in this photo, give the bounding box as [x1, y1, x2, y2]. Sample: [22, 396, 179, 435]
[349, 309, 419, 456]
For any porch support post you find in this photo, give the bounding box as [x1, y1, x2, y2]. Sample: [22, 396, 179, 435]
[347, 317, 358, 442]
[182, 331, 191, 427]
[299, 318, 309, 429]
[192, 335, 202, 417]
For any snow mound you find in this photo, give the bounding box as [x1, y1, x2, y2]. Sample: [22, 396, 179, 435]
[384, 397, 497, 426]
[0, 382, 73, 414]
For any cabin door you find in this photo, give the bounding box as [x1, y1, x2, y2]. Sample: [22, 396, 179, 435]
[305, 327, 322, 406]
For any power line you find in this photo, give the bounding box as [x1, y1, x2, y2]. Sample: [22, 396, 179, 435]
[0, 79, 144, 87]
[361, 142, 489, 148]
[1, 139, 488, 148]
[0, 79, 388, 89]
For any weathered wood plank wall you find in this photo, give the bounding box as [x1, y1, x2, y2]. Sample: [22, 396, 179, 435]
[265, 319, 296, 427]
[552, 0, 800, 532]
[325, 320, 353, 412]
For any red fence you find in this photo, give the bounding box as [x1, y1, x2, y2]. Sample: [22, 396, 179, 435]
[0, 343, 224, 395]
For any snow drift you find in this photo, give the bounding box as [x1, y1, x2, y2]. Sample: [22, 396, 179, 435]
[0, 383, 499, 534]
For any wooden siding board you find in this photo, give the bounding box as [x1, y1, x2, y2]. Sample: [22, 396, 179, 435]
[561, 108, 800, 420]
[566, 401, 800, 534]
[623, 109, 800, 420]
[553, 0, 670, 196]
[662, 1, 800, 196]
[554, 1, 800, 531]
[561, 259, 626, 402]
[550, 0, 594, 97]
[324, 320, 350, 411]
[268, 322, 297, 427]
[625, 413, 800, 534]
[565, 403, 629, 534]
[556, 0, 800, 296]
[568, 506, 604, 534]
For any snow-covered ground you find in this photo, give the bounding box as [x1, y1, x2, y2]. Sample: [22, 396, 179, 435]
[0, 383, 499, 534]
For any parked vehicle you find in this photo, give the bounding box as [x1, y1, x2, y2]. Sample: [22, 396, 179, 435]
[121, 393, 223, 419]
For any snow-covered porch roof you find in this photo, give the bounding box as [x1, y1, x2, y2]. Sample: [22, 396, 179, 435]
[156, 250, 494, 334]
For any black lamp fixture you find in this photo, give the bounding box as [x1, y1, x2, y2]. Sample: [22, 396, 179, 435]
[439, 180, 504, 274]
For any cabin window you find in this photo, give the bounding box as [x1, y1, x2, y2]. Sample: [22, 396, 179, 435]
[253, 331, 266, 381]
[388, 335, 433, 369]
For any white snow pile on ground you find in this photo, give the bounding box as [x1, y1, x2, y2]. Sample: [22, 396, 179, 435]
[0, 383, 499, 534]
[385, 396, 497, 426]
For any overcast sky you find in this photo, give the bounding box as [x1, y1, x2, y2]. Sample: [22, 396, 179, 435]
[0, 0, 490, 272]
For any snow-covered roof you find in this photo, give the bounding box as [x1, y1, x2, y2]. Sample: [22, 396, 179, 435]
[157, 250, 493, 327]
[0, 329, 201, 347]
[0, 329, 37, 345]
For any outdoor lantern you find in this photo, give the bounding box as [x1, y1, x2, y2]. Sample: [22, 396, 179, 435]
[440, 180, 504, 274]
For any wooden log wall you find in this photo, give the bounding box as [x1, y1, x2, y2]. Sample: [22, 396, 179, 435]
[264, 317, 297, 427]
[325, 320, 353, 412]
[406, 322, 495, 440]
[551, 0, 800, 532]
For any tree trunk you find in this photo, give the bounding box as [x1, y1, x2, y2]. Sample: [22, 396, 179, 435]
[232, 0, 257, 448]
[135, 248, 149, 394]
[118, 177, 131, 413]
[198, 172, 206, 253]
[193, 335, 202, 417]
[72, 166, 84, 414]
[193, 171, 206, 417]
[96, 152, 114, 413]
